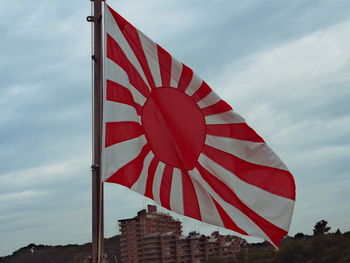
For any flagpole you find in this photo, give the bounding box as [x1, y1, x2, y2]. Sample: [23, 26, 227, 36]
[88, 0, 104, 262]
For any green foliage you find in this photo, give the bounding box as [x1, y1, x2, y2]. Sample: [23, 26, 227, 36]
[205, 256, 238, 263]
[293, 232, 306, 239]
[0, 235, 120, 263]
[335, 229, 342, 235]
[313, 220, 331, 236]
[1, 221, 349, 263]
[227, 232, 350, 263]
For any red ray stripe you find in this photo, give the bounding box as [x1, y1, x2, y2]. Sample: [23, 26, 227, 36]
[159, 165, 174, 210]
[107, 6, 156, 90]
[177, 64, 193, 91]
[144, 157, 160, 199]
[206, 123, 265, 143]
[202, 144, 295, 200]
[105, 122, 143, 147]
[191, 82, 211, 103]
[157, 45, 172, 87]
[107, 34, 151, 98]
[201, 100, 233, 116]
[106, 80, 142, 115]
[211, 197, 248, 236]
[181, 171, 201, 221]
[105, 144, 151, 187]
[196, 163, 287, 247]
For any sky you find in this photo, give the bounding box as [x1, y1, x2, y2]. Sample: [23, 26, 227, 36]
[1, 0, 350, 257]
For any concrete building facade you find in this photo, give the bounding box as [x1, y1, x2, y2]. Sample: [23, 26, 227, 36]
[119, 205, 245, 263]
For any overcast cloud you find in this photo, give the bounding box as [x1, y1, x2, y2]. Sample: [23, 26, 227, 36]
[1, 0, 350, 256]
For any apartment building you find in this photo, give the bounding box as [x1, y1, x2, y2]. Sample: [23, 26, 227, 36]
[119, 205, 182, 263]
[119, 205, 245, 263]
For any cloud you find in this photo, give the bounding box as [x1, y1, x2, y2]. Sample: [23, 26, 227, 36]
[1, 0, 350, 257]
[216, 18, 350, 155]
[215, 19, 350, 235]
[0, 156, 91, 256]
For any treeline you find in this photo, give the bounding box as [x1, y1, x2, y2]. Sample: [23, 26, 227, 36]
[1, 220, 348, 263]
[206, 220, 350, 263]
[0, 235, 120, 263]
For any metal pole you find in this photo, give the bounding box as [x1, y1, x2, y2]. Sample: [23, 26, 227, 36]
[87, 0, 104, 262]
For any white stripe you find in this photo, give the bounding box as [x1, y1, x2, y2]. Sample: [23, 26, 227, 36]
[105, 59, 147, 105]
[102, 135, 147, 181]
[104, 101, 140, 123]
[138, 31, 162, 88]
[205, 111, 245, 125]
[205, 135, 288, 170]
[169, 168, 184, 214]
[198, 153, 294, 231]
[192, 169, 273, 245]
[214, 194, 274, 246]
[197, 91, 221, 109]
[184, 73, 203, 96]
[170, 58, 183, 88]
[105, 7, 151, 90]
[188, 169, 225, 228]
[131, 152, 154, 195]
[152, 162, 165, 205]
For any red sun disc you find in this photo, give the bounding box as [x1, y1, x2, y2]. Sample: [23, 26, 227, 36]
[141, 88, 206, 170]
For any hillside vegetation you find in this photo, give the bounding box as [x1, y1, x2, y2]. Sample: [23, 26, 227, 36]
[0, 235, 120, 263]
[206, 220, 350, 263]
[1, 220, 349, 263]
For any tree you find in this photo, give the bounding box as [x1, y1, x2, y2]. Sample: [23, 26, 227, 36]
[335, 228, 342, 235]
[313, 220, 331, 236]
[293, 233, 305, 239]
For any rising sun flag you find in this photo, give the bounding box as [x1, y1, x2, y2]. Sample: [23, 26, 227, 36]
[101, 4, 296, 248]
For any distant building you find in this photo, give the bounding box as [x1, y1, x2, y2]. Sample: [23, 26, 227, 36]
[119, 205, 245, 263]
[119, 205, 182, 263]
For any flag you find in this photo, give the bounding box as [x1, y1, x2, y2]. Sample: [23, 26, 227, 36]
[102, 4, 295, 247]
